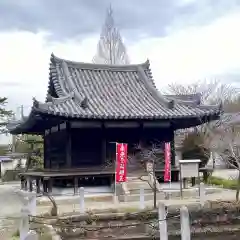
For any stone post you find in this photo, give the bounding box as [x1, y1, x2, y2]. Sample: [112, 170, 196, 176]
[15, 190, 37, 216]
[199, 182, 205, 207]
[28, 194, 37, 216]
[19, 207, 30, 240]
[180, 206, 191, 240]
[25, 230, 38, 240]
[139, 186, 145, 210]
[158, 202, 168, 240]
[79, 187, 85, 214]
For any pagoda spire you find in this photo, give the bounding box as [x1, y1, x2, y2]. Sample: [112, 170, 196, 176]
[92, 5, 130, 65]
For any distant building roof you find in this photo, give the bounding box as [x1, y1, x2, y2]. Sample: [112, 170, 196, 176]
[0, 156, 12, 162]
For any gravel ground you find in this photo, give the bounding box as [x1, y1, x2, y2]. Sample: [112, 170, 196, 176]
[0, 184, 22, 239]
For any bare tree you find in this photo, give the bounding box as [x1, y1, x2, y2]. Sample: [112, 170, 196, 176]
[205, 121, 240, 200]
[167, 80, 239, 168]
[92, 5, 130, 65]
[167, 79, 238, 105]
[128, 142, 165, 208]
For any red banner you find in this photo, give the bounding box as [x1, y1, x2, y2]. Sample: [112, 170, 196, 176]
[164, 142, 171, 182]
[116, 143, 128, 183]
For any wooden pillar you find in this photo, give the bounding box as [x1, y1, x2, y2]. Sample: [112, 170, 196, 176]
[101, 125, 107, 167]
[66, 122, 72, 168]
[191, 177, 196, 186]
[170, 127, 178, 181]
[36, 178, 41, 194]
[20, 176, 25, 190]
[43, 132, 47, 169]
[139, 123, 145, 172]
[74, 177, 78, 195]
[44, 130, 51, 169]
[24, 178, 28, 191]
[29, 178, 33, 192]
[48, 178, 53, 194]
[43, 178, 48, 194]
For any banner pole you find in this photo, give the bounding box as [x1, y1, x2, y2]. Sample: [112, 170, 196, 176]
[115, 142, 117, 200]
[170, 142, 172, 189]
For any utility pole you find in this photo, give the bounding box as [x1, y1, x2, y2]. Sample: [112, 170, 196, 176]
[11, 105, 24, 153]
[20, 105, 24, 119]
[11, 113, 16, 153]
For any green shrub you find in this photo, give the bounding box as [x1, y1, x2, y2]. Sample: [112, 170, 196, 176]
[208, 176, 238, 190]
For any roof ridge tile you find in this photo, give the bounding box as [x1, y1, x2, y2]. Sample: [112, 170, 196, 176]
[51, 53, 149, 71]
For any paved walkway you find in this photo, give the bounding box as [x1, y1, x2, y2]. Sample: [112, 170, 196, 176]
[35, 188, 237, 215]
[0, 180, 237, 238]
[0, 181, 237, 216]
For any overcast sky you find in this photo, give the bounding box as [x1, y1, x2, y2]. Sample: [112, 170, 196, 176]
[1, 0, 240, 143]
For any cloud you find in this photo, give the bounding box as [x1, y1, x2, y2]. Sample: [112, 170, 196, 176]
[0, 0, 239, 40]
[1, 4, 240, 144]
[129, 10, 240, 88]
[0, 9, 239, 112]
[0, 31, 98, 117]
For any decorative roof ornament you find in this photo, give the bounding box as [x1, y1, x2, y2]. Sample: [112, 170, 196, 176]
[92, 4, 130, 65]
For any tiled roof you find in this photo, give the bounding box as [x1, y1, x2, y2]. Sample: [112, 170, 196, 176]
[31, 54, 221, 120]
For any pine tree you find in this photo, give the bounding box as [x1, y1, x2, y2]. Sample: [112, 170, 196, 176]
[93, 5, 130, 65]
[0, 97, 12, 133]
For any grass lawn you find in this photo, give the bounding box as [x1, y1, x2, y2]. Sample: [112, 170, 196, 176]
[208, 176, 239, 190]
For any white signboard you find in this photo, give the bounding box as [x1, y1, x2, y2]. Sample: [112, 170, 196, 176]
[179, 160, 201, 178]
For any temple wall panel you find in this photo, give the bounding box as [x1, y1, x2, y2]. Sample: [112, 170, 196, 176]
[43, 123, 175, 171]
[45, 130, 67, 168]
[71, 128, 102, 167]
[105, 127, 174, 172]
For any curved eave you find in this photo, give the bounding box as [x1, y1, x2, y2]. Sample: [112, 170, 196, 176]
[7, 111, 39, 135]
[35, 96, 223, 121]
[7, 105, 54, 135]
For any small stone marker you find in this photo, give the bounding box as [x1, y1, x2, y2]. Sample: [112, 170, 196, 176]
[199, 182, 205, 207]
[28, 194, 37, 216]
[139, 186, 145, 209]
[20, 207, 30, 240]
[158, 202, 168, 240]
[180, 206, 191, 240]
[79, 187, 85, 214]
